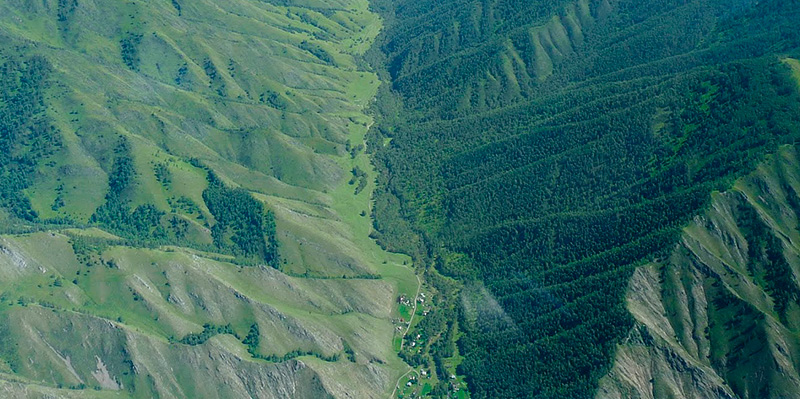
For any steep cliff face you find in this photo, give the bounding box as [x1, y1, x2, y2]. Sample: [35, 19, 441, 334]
[599, 145, 800, 399]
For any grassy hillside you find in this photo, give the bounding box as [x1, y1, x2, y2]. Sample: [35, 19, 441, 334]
[365, 0, 800, 397]
[0, 0, 419, 397]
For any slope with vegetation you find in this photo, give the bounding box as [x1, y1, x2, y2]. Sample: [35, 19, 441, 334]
[600, 144, 800, 399]
[0, 0, 418, 397]
[365, 0, 800, 397]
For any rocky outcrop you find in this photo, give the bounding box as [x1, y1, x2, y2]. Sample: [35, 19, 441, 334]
[600, 145, 800, 399]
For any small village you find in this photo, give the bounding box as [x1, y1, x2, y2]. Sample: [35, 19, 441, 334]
[392, 290, 469, 398]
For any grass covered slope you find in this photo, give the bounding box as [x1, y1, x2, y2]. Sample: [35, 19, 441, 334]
[0, 0, 418, 397]
[366, 0, 800, 397]
[0, 232, 404, 397]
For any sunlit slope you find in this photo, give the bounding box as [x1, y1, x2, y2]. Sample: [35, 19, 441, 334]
[0, 0, 417, 397]
[0, 232, 408, 398]
[0, 0, 388, 276]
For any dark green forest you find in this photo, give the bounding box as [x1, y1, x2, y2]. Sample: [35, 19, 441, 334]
[203, 171, 279, 266]
[0, 54, 60, 221]
[89, 150, 279, 265]
[366, 0, 800, 397]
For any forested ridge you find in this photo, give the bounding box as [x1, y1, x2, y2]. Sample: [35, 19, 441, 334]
[366, 0, 800, 397]
[203, 170, 279, 266]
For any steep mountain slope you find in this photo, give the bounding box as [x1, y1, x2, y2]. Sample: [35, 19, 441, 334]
[600, 144, 800, 399]
[0, 0, 418, 397]
[4, 0, 800, 398]
[366, 0, 800, 397]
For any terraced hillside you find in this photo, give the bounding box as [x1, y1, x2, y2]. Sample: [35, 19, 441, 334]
[0, 0, 418, 397]
[366, 0, 800, 397]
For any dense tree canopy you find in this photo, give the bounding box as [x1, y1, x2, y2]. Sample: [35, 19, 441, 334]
[367, 0, 800, 397]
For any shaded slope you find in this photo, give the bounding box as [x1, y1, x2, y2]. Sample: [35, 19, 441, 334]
[366, 0, 800, 397]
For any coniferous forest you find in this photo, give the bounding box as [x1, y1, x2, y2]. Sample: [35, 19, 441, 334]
[365, 0, 800, 397]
